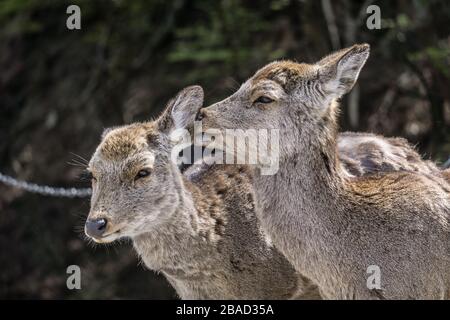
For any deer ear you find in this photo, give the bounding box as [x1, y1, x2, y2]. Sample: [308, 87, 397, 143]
[317, 43, 370, 98]
[158, 85, 204, 132]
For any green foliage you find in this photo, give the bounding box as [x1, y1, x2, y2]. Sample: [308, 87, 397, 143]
[409, 44, 450, 78]
[168, 0, 286, 81]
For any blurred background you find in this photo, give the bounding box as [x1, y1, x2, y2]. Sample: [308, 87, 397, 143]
[1, 0, 449, 299]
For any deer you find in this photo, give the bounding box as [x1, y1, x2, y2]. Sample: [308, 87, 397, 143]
[85, 87, 446, 299]
[83, 86, 321, 300]
[85, 87, 442, 299]
[337, 132, 440, 177]
[199, 44, 450, 299]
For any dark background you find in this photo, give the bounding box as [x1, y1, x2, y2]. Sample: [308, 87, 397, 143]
[1, 0, 449, 299]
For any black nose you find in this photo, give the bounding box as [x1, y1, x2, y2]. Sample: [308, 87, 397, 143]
[85, 218, 107, 238]
[196, 109, 205, 121]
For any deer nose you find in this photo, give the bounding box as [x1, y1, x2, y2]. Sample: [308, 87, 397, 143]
[196, 109, 206, 121]
[85, 218, 108, 238]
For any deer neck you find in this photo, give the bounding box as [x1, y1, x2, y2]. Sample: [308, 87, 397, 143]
[256, 130, 341, 218]
[254, 103, 345, 275]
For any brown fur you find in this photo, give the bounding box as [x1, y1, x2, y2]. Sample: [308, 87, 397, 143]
[338, 132, 439, 177]
[202, 44, 450, 299]
[85, 86, 320, 300]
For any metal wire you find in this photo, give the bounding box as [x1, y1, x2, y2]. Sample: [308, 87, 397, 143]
[0, 172, 91, 198]
[0, 155, 448, 198]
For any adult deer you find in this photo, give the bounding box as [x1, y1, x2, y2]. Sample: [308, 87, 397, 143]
[199, 44, 450, 299]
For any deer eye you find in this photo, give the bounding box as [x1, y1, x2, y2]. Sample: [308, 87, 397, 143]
[254, 96, 274, 104]
[135, 169, 151, 181]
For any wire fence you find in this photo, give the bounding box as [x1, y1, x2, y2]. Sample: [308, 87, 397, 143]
[0, 172, 91, 198]
[1, 155, 449, 199]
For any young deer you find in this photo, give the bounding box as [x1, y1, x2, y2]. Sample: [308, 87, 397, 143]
[84, 86, 320, 300]
[200, 44, 450, 299]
